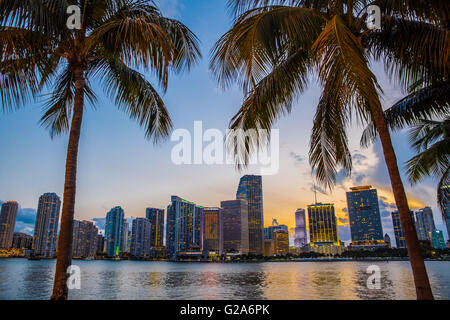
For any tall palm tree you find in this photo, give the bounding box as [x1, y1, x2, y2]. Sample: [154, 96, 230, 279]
[0, 0, 200, 300]
[211, 0, 449, 299]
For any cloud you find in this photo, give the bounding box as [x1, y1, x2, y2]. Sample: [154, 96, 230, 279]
[310, 183, 328, 196]
[289, 152, 305, 166]
[155, 0, 183, 17]
[14, 208, 36, 235]
[93, 218, 106, 233]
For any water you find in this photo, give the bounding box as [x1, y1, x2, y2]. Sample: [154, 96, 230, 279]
[0, 259, 449, 300]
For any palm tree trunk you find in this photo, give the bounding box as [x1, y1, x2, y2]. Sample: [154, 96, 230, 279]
[371, 101, 434, 300]
[51, 67, 85, 300]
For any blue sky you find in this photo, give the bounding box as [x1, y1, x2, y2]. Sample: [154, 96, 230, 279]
[0, 0, 447, 244]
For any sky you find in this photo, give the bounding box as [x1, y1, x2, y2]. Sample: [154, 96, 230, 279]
[0, 0, 447, 245]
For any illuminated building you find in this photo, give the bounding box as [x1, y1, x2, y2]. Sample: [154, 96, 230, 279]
[263, 239, 274, 257]
[32, 193, 61, 257]
[220, 200, 249, 255]
[391, 210, 415, 248]
[202, 207, 221, 252]
[236, 175, 264, 255]
[307, 203, 342, 255]
[105, 206, 124, 258]
[264, 219, 288, 240]
[0, 201, 19, 249]
[294, 209, 307, 248]
[72, 220, 98, 258]
[11, 232, 32, 249]
[122, 219, 129, 253]
[415, 207, 436, 241]
[130, 217, 152, 258]
[273, 229, 289, 256]
[431, 230, 446, 249]
[146, 208, 165, 247]
[166, 196, 202, 259]
[346, 186, 384, 249]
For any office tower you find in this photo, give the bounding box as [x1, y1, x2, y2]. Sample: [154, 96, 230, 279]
[72, 220, 98, 258]
[236, 175, 264, 255]
[294, 209, 307, 248]
[415, 207, 436, 241]
[264, 224, 288, 240]
[346, 186, 384, 247]
[391, 210, 416, 248]
[431, 230, 446, 249]
[202, 207, 221, 252]
[263, 239, 274, 257]
[11, 232, 33, 249]
[32, 193, 61, 257]
[96, 233, 105, 255]
[308, 203, 341, 255]
[0, 201, 19, 249]
[220, 200, 249, 255]
[384, 233, 391, 248]
[146, 208, 165, 247]
[130, 218, 152, 258]
[122, 219, 129, 253]
[273, 229, 289, 255]
[105, 206, 124, 258]
[166, 196, 202, 258]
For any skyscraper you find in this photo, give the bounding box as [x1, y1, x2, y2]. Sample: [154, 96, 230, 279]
[105, 206, 124, 258]
[0, 201, 19, 249]
[384, 233, 391, 248]
[122, 219, 129, 254]
[236, 175, 264, 255]
[307, 203, 341, 255]
[391, 210, 416, 248]
[346, 186, 384, 247]
[202, 207, 221, 252]
[273, 229, 289, 256]
[264, 224, 288, 240]
[130, 217, 152, 258]
[431, 230, 446, 249]
[146, 208, 165, 247]
[32, 193, 61, 257]
[220, 200, 249, 255]
[294, 209, 307, 248]
[415, 207, 436, 241]
[11, 232, 33, 249]
[166, 196, 202, 258]
[72, 220, 98, 258]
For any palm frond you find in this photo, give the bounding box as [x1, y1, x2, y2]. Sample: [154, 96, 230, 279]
[437, 166, 450, 214]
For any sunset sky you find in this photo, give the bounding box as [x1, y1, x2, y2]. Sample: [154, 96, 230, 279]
[0, 0, 447, 244]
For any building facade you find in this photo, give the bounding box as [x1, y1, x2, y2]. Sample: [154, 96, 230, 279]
[391, 210, 416, 248]
[0, 201, 19, 249]
[294, 209, 307, 248]
[307, 203, 341, 255]
[72, 220, 98, 258]
[236, 175, 264, 255]
[11, 232, 33, 249]
[431, 230, 446, 249]
[264, 224, 288, 240]
[273, 229, 289, 256]
[415, 207, 436, 241]
[220, 200, 249, 255]
[105, 206, 124, 258]
[146, 208, 165, 247]
[130, 217, 152, 258]
[202, 207, 221, 252]
[32, 193, 61, 257]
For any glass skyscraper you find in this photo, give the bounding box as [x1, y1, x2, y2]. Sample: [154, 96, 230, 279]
[307, 203, 341, 255]
[0, 201, 19, 249]
[415, 207, 436, 241]
[146, 208, 165, 247]
[220, 200, 249, 255]
[32, 193, 61, 257]
[236, 175, 264, 255]
[346, 186, 384, 245]
[294, 208, 307, 248]
[431, 230, 446, 249]
[130, 217, 152, 258]
[72, 220, 98, 258]
[202, 207, 221, 252]
[105, 206, 124, 258]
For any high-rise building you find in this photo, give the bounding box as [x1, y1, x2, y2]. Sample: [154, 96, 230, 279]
[431, 230, 446, 249]
[264, 225, 288, 240]
[220, 200, 249, 255]
[415, 207, 436, 241]
[146, 208, 165, 247]
[96, 233, 105, 255]
[72, 220, 98, 258]
[130, 217, 152, 258]
[236, 175, 264, 255]
[308, 203, 341, 255]
[294, 209, 307, 248]
[391, 210, 415, 248]
[166, 196, 202, 258]
[384, 233, 391, 248]
[122, 219, 129, 254]
[11, 232, 33, 249]
[346, 186, 384, 247]
[105, 206, 124, 258]
[32, 193, 61, 257]
[273, 229, 289, 256]
[263, 239, 274, 257]
[202, 207, 221, 252]
[0, 201, 19, 249]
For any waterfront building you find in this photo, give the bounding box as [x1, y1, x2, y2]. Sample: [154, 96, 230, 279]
[11, 232, 32, 249]
[202, 207, 221, 252]
[236, 175, 264, 255]
[72, 220, 98, 258]
[166, 196, 202, 258]
[220, 200, 249, 255]
[96, 233, 105, 255]
[32, 193, 61, 257]
[263, 239, 274, 257]
[391, 210, 415, 248]
[146, 208, 165, 247]
[105, 206, 124, 258]
[384, 233, 391, 248]
[273, 229, 289, 256]
[431, 230, 446, 249]
[294, 209, 307, 248]
[130, 217, 152, 258]
[415, 207, 436, 241]
[0, 201, 19, 249]
[122, 219, 129, 254]
[307, 203, 341, 255]
[346, 186, 384, 248]
[264, 224, 289, 240]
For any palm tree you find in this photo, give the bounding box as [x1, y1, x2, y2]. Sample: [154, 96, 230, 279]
[0, 0, 200, 300]
[210, 0, 449, 299]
